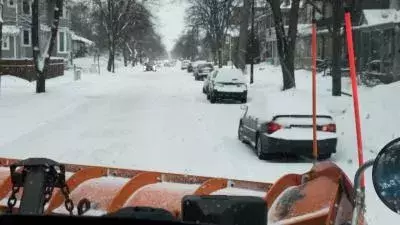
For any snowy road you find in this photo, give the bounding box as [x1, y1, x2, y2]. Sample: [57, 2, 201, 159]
[1, 63, 400, 223]
[0, 66, 310, 181]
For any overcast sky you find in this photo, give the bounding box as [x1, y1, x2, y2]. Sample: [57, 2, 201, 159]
[152, 0, 188, 53]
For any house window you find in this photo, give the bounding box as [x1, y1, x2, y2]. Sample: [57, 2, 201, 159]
[22, 29, 31, 46]
[23, 0, 31, 15]
[8, 0, 15, 7]
[58, 31, 67, 53]
[2, 36, 10, 50]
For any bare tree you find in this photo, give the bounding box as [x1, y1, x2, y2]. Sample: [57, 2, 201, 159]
[186, 0, 235, 68]
[237, 0, 250, 72]
[0, 0, 3, 59]
[94, 0, 137, 72]
[268, 0, 300, 90]
[119, 2, 153, 66]
[31, 0, 63, 93]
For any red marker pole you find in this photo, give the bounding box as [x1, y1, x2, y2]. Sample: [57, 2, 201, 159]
[311, 19, 318, 162]
[344, 12, 365, 187]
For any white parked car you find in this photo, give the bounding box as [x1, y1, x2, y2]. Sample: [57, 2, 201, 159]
[238, 90, 337, 160]
[207, 68, 248, 103]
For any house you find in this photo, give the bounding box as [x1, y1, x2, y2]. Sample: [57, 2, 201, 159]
[1, 0, 72, 59]
[259, 0, 399, 71]
[71, 31, 94, 58]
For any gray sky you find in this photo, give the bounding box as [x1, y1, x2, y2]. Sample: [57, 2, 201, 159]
[152, 0, 188, 53]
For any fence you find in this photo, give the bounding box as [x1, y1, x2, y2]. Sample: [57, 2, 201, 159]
[0, 59, 64, 81]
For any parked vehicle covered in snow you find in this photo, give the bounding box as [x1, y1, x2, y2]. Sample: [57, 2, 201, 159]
[194, 63, 214, 80]
[190, 60, 207, 74]
[181, 60, 190, 70]
[202, 72, 215, 94]
[238, 90, 337, 160]
[207, 68, 247, 103]
[144, 62, 157, 71]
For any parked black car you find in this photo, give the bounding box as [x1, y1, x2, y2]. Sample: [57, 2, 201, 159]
[207, 68, 247, 103]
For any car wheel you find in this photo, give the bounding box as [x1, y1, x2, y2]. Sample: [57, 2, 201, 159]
[238, 122, 245, 142]
[210, 93, 216, 103]
[256, 136, 265, 160]
[241, 97, 247, 103]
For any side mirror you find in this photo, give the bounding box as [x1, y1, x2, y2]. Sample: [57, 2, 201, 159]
[372, 137, 400, 214]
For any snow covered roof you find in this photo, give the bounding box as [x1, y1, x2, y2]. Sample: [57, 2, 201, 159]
[71, 32, 94, 46]
[362, 9, 400, 26]
[2, 25, 20, 35]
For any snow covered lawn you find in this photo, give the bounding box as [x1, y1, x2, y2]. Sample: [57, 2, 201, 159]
[0, 60, 399, 223]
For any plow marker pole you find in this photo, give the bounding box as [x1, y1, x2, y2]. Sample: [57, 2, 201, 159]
[311, 19, 318, 162]
[344, 11, 365, 188]
[345, 10, 366, 225]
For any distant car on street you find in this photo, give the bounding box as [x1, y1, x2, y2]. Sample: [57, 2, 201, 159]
[207, 68, 247, 103]
[144, 62, 156, 71]
[194, 63, 214, 81]
[181, 60, 190, 70]
[238, 90, 337, 160]
[189, 60, 206, 74]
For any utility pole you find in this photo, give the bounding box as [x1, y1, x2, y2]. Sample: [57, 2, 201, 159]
[250, 0, 255, 84]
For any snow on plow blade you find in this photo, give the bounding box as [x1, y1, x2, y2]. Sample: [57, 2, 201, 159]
[0, 157, 355, 225]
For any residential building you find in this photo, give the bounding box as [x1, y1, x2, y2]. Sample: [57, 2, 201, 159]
[1, 0, 72, 59]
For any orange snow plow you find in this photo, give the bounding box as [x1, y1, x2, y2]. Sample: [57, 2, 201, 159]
[0, 157, 355, 225]
[0, 137, 399, 225]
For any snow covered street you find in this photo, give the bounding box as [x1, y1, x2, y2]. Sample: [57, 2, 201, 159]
[0, 61, 399, 223]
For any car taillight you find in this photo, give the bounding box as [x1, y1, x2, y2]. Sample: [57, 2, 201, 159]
[267, 122, 282, 134]
[322, 124, 336, 132]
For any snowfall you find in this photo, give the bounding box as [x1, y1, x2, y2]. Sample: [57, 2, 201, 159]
[0, 57, 399, 224]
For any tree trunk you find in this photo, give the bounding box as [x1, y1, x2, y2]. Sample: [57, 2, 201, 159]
[237, 0, 250, 71]
[269, 0, 299, 90]
[0, 0, 3, 59]
[331, 0, 343, 96]
[36, 73, 45, 93]
[217, 44, 223, 68]
[32, 0, 62, 93]
[0, 23, 2, 59]
[123, 48, 128, 67]
[107, 48, 114, 72]
[112, 39, 115, 73]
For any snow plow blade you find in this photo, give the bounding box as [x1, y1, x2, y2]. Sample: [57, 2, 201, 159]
[0, 157, 354, 225]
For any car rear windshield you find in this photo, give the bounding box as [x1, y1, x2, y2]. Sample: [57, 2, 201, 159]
[215, 70, 246, 83]
[199, 64, 213, 69]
